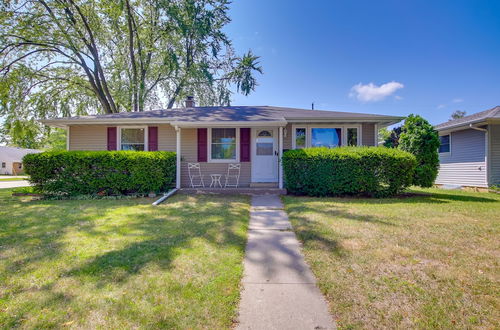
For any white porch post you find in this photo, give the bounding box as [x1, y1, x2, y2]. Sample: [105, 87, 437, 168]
[66, 126, 70, 151]
[279, 126, 284, 189]
[175, 126, 181, 189]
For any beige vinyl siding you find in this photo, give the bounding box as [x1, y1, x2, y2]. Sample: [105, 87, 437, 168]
[179, 128, 251, 188]
[361, 123, 376, 146]
[284, 124, 293, 150]
[69, 124, 175, 151]
[157, 125, 176, 151]
[436, 128, 487, 187]
[489, 124, 500, 185]
[68, 125, 107, 150]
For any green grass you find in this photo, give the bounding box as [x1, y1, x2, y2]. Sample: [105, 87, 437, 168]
[283, 188, 500, 329]
[0, 178, 26, 181]
[0, 188, 250, 328]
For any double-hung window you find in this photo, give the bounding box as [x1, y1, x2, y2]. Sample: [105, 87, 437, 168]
[439, 135, 450, 153]
[346, 127, 359, 146]
[294, 128, 306, 149]
[120, 128, 146, 151]
[210, 128, 237, 161]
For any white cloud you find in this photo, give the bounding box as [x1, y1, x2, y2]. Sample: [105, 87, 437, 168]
[349, 81, 404, 102]
[394, 95, 403, 100]
[437, 104, 446, 109]
[452, 98, 464, 103]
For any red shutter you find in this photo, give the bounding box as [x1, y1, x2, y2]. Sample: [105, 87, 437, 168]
[148, 126, 158, 151]
[336, 128, 342, 146]
[197, 128, 207, 162]
[240, 128, 251, 162]
[107, 127, 117, 150]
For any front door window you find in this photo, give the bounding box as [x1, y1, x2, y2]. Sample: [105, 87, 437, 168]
[256, 130, 274, 155]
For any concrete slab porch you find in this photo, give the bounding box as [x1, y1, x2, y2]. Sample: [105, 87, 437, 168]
[178, 188, 287, 195]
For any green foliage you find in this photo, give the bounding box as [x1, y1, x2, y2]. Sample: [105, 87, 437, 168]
[23, 151, 176, 196]
[450, 110, 466, 120]
[398, 114, 440, 187]
[383, 126, 402, 148]
[0, 0, 262, 146]
[283, 147, 416, 197]
[43, 128, 67, 151]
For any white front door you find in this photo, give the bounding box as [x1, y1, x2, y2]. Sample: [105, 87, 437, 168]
[252, 128, 279, 182]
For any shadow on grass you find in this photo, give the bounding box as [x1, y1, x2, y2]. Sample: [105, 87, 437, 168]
[286, 189, 499, 205]
[65, 201, 247, 283]
[0, 190, 249, 328]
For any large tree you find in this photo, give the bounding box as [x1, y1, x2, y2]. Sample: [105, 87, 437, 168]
[0, 0, 262, 147]
[398, 114, 440, 187]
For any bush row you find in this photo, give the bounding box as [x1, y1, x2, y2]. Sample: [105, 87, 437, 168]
[23, 151, 176, 196]
[282, 147, 416, 197]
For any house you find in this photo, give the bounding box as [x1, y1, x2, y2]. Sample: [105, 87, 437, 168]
[435, 106, 500, 189]
[42, 98, 403, 189]
[0, 146, 41, 175]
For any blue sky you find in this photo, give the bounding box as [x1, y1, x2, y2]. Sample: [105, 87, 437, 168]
[225, 0, 500, 125]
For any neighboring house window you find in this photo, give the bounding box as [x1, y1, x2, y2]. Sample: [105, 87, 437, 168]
[120, 128, 146, 151]
[346, 127, 359, 146]
[311, 128, 341, 148]
[210, 128, 237, 161]
[294, 128, 306, 149]
[18, 163, 22, 169]
[439, 135, 450, 153]
[1, 162, 5, 168]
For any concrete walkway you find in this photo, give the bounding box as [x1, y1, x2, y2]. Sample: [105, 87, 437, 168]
[237, 195, 335, 330]
[0, 180, 31, 189]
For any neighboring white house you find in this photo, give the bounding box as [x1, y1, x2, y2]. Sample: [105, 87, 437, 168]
[0, 146, 41, 175]
[435, 106, 500, 189]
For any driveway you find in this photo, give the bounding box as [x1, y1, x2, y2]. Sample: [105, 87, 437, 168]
[0, 180, 31, 189]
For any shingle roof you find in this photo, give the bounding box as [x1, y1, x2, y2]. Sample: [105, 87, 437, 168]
[435, 106, 500, 131]
[43, 105, 403, 126]
[0, 146, 41, 161]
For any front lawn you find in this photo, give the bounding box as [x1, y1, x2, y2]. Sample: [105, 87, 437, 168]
[283, 188, 499, 329]
[0, 189, 249, 328]
[0, 177, 26, 182]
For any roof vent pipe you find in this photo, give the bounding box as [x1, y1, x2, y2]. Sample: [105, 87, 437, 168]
[185, 96, 195, 108]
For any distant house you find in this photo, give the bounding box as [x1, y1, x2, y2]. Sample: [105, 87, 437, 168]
[0, 146, 41, 175]
[435, 106, 500, 189]
[42, 97, 403, 189]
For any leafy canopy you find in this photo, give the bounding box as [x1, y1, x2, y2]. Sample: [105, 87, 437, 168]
[398, 114, 440, 187]
[0, 0, 262, 148]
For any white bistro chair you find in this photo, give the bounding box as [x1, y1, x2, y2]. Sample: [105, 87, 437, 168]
[187, 163, 205, 188]
[224, 163, 241, 188]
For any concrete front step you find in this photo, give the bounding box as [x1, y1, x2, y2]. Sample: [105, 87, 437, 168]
[178, 188, 287, 195]
[249, 182, 279, 188]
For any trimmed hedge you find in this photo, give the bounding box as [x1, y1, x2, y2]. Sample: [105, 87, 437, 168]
[23, 151, 176, 196]
[283, 147, 416, 197]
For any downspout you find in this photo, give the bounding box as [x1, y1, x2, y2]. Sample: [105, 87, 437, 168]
[469, 124, 489, 186]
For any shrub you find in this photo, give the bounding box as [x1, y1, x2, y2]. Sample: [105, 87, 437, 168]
[283, 147, 416, 197]
[398, 114, 440, 187]
[23, 151, 176, 196]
